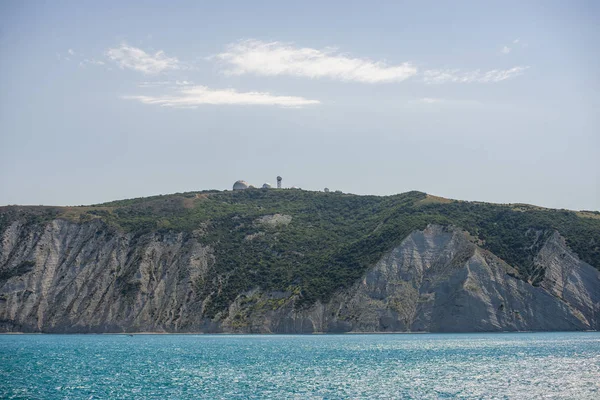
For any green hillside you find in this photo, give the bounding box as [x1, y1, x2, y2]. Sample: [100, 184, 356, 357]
[1, 189, 599, 316]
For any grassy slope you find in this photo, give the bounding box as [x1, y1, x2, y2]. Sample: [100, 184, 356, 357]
[1, 190, 599, 315]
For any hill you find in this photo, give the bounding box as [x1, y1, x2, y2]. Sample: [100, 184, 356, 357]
[1, 189, 599, 333]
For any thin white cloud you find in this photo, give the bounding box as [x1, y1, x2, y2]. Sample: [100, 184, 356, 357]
[137, 81, 171, 88]
[423, 66, 529, 84]
[412, 97, 444, 104]
[214, 39, 417, 83]
[501, 38, 527, 54]
[123, 85, 320, 108]
[68, 49, 75, 56]
[515, 38, 528, 48]
[408, 97, 483, 108]
[106, 43, 180, 74]
[137, 80, 194, 88]
[79, 58, 105, 67]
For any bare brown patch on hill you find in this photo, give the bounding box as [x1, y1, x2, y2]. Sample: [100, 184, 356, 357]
[417, 194, 454, 205]
[58, 206, 115, 222]
[576, 211, 600, 220]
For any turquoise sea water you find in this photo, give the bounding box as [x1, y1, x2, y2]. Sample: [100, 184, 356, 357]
[1, 332, 599, 399]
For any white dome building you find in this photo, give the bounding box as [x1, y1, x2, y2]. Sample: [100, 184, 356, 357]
[233, 180, 250, 190]
[262, 183, 273, 189]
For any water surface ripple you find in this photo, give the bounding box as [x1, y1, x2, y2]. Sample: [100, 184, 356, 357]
[1, 332, 599, 399]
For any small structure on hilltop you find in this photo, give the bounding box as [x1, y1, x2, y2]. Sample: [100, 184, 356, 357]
[324, 188, 330, 193]
[233, 175, 301, 191]
[233, 180, 250, 190]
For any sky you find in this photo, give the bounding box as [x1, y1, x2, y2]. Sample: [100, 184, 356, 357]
[0, 0, 598, 210]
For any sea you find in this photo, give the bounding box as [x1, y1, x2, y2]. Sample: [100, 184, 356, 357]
[1, 332, 599, 399]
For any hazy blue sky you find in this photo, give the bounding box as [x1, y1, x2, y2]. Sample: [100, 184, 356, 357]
[1, 0, 598, 210]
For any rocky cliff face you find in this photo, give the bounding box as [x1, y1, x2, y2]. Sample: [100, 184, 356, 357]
[1, 220, 598, 333]
[222, 225, 600, 333]
[0, 219, 215, 333]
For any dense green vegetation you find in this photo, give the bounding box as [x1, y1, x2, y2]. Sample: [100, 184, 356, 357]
[1, 189, 599, 316]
